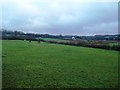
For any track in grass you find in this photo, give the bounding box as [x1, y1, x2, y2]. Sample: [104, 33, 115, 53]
[2, 40, 118, 88]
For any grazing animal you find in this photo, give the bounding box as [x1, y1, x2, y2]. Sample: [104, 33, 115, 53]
[38, 40, 40, 43]
[29, 40, 31, 42]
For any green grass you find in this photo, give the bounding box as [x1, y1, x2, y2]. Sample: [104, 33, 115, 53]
[109, 42, 120, 46]
[39, 38, 67, 42]
[2, 40, 118, 88]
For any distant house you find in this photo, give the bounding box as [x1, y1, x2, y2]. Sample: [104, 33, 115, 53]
[72, 36, 76, 40]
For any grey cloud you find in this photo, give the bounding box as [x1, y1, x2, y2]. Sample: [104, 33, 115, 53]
[2, 1, 118, 35]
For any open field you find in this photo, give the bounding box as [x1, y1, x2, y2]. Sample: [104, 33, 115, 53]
[2, 40, 118, 88]
[39, 38, 66, 41]
[39, 38, 68, 43]
[109, 42, 120, 46]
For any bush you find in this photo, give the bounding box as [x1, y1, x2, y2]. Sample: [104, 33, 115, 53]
[40, 39, 120, 51]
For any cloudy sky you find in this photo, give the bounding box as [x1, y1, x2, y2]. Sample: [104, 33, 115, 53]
[1, 0, 119, 35]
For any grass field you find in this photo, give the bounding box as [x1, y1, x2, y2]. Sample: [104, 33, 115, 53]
[109, 42, 120, 46]
[39, 38, 62, 41]
[2, 40, 118, 88]
[39, 38, 67, 42]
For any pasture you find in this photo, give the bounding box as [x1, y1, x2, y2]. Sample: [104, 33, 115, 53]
[39, 38, 65, 41]
[39, 37, 67, 42]
[2, 40, 118, 88]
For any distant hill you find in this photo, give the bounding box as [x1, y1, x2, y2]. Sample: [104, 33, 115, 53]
[0, 29, 120, 41]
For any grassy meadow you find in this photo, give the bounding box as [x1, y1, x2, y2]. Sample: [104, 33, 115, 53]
[2, 40, 118, 88]
[39, 37, 67, 42]
[39, 38, 65, 41]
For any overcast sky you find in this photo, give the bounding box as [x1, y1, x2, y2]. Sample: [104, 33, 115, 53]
[1, 0, 119, 35]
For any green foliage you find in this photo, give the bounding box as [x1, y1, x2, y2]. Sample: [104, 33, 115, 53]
[2, 40, 118, 88]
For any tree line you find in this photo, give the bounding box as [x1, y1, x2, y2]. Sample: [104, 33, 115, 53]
[1, 29, 120, 41]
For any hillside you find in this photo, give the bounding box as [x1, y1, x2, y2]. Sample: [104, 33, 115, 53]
[2, 40, 118, 88]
